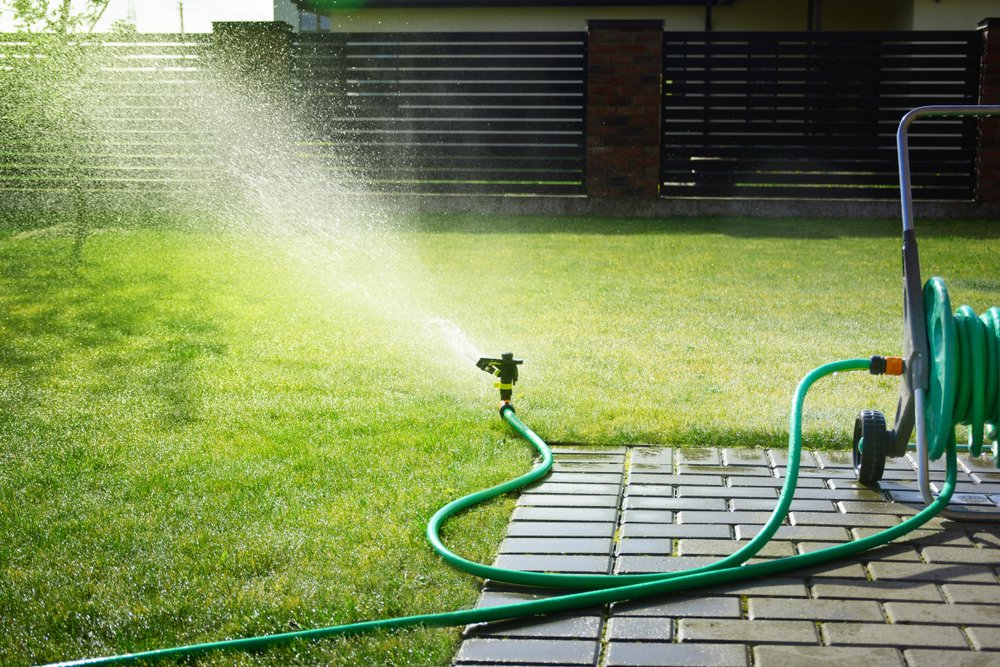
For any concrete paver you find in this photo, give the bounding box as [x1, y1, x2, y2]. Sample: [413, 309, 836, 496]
[455, 446, 1000, 667]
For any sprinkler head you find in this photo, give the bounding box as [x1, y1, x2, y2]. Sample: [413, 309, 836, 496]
[477, 353, 523, 405]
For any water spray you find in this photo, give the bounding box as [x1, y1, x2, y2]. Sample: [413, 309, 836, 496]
[46, 106, 1000, 667]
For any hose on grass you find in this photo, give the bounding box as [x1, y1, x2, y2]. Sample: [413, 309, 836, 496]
[50, 357, 959, 667]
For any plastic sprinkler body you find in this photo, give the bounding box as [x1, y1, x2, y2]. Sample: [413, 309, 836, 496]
[476, 353, 523, 412]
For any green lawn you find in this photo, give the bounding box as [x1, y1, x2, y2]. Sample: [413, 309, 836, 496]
[1, 213, 998, 666]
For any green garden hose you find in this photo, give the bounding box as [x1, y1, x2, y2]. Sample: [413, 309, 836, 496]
[51, 356, 962, 667]
[923, 277, 1000, 461]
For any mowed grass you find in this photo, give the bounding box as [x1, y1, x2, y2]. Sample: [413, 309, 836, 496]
[1, 213, 998, 666]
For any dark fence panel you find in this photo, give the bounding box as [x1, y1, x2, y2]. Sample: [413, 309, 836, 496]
[660, 31, 982, 200]
[292, 32, 587, 195]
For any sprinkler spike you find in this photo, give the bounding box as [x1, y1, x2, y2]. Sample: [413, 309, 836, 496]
[476, 353, 523, 405]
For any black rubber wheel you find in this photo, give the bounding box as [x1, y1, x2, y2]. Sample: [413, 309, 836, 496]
[853, 410, 888, 485]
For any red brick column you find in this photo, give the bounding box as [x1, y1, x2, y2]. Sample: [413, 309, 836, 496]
[586, 20, 663, 198]
[977, 17, 1000, 203]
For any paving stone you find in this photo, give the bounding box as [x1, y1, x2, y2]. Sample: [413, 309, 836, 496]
[823, 622, 968, 648]
[553, 451, 625, 461]
[466, 614, 603, 640]
[722, 448, 771, 466]
[551, 461, 624, 474]
[619, 508, 676, 524]
[969, 531, 1000, 549]
[775, 466, 856, 480]
[545, 471, 622, 484]
[518, 493, 619, 508]
[732, 498, 835, 512]
[790, 511, 900, 527]
[680, 510, 784, 525]
[868, 561, 998, 584]
[812, 578, 944, 602]
[813, 450, 856, 468]
[493, 554, 610, 574]
[624, 496, 694, 510]
[505, 521, 616, 538]
[605, 616, 672, 641]
[885, 601, 1000, 625]
[941, 583, 1000, 604]
[624, 483, 675, 497]
[838, 500, 919, 515]
[851, 528, 974, 547]
[612, 595, 741, 618]
[511, 506, 617, 523]
[796, 541, 920, 561]
[677, 448, 722, 465]
[619, 523, 686, 538]
[476, 587, 602, 610]
[754, 645, 904, 666]
[524, 482, 621, 496]
[678, 538, 795, 558]
[631, 448, 673, 465]
[959, 454, 1000, 473]
[552, 446, 626, 455]
[621, 524, 731, 541]
[454, 638, 599, 665]
[736, 525, 851, 541]
[605, 642, 747, 667]
[966, 626, 1000, 650]
[697, 577, 809, 598]
[615, 555, 719, 574]
[728, 476, 826, 488]
[769, 449, 818, 467]
[679, 465, 766, 476]
[903, 649, 1000, 667]
[792, 487, 885, 500]
[615, 537, 673, 555]
[629, 473, 722, 486]
[679, 618, 818, 644]
[896, 491, 998, 507]
[749, 597, 884, 622]
[625, 497, 727, 511]
[921, 546, 1000, 565]
[500, 537, 613, 555]
[679, 486, 777, 499]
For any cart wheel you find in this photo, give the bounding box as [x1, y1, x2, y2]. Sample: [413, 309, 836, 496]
[853, 410, 888, 485]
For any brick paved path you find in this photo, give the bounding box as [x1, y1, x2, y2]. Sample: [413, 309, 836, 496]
[454, 446, 1000, 667]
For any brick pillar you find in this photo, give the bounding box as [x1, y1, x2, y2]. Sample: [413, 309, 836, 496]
[586, 20, 663, 198]
[977, 18, 1000, 203]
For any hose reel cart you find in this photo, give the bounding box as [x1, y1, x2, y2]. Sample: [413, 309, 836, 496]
[853, 105, 1000, 524]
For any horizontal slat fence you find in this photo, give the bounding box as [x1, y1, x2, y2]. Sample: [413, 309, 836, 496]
[661, 31, 982, 200]
[291, 32, 587, 194]
[0, 27, 988, 207]
[0, 35, 216, 207]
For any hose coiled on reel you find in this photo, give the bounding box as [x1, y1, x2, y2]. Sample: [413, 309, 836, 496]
[924, 277, 1000, 463]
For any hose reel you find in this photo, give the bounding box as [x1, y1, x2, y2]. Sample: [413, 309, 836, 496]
[855, 278, 1000, 482]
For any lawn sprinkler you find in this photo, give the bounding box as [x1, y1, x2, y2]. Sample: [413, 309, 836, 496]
[50, 105, 1000, 667]
[476, 352, 522, 410]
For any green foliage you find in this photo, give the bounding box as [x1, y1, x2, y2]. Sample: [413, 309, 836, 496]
[4, 0, 109, 33]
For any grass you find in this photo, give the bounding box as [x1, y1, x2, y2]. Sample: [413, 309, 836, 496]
[1, 212, 998, 666]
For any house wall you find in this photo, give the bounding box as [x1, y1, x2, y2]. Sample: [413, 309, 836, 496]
[910, 0, 997, 30]
[275, 0, 992, 34]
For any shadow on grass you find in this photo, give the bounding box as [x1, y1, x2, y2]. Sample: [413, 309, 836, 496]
[0, 236, 225, 432]
[412, 214, 1000, 240]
